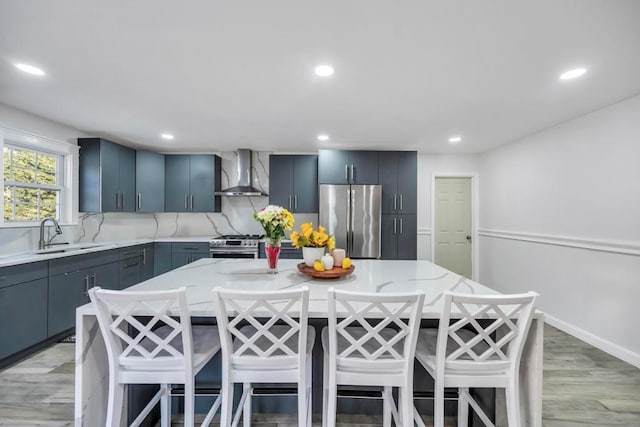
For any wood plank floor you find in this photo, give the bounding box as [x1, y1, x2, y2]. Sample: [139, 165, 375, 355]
[0, 325, 638, 426]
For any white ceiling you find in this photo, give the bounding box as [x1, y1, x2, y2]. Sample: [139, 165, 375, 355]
[1, 0, 639, 154]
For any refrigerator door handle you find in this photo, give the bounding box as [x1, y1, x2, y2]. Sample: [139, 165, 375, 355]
[346, 188, 351, 254]
[350, 164, 354, 182]
[350, 189, 356, 252]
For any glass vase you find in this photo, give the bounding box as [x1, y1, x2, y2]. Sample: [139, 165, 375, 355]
[264, 238, 281, 273]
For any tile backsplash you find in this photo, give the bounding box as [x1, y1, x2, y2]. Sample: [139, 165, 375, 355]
[0, 151, 318, 256]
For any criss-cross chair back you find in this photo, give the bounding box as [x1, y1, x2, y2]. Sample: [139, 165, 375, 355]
[212, 287, 310, 370]
[89, 287, 193, 372]
[328, 288, 425, 373]
[436, 291, 538, 375]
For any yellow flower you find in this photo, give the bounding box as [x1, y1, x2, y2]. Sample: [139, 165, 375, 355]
[290, 222, 334, 249]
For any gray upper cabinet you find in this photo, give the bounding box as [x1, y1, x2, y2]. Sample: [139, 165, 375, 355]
[269, 155, 318, 213]
[318, 150, 378, 185]
[378, 151, 417, 215]
[135, 151, 165, 212]
[165, 155, 221, 212]
[79, 138, 136, 212]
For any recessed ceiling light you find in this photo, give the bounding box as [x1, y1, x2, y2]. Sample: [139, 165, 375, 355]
[161, 133, 174, 140]
[314, 65, 334, 77]
[559, 68, 587, 80]
[15, 63, 45, 76]
[317, 134, 330, 141]
[448, 136, 462, 143]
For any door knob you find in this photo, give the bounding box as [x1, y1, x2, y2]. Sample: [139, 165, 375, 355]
[466, 235, 472, 241]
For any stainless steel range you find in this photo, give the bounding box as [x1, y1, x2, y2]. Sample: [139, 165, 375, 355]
[209, 234, 262, 258]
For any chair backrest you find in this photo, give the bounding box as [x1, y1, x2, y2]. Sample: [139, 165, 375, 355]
[436, 291, 538, 375]
[327, 288, 425, 373]
[212, 287, 310, 371]
[89, 287, 193, 373]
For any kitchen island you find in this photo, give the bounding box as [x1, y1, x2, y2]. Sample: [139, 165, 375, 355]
[75, 258, 543, 426]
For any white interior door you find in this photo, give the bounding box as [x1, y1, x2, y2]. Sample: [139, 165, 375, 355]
[434, 177, 472, 278]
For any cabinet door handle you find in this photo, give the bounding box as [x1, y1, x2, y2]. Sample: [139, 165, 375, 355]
[137, 193, 141, 211]
[91, 273, 97, 287]
[393, 195, 397, 211]
[288, 194, 292, 210]
[399, 217, 403, 234]
[122, 193, 125, 210]
[84, 275, 90, 296]
[350, 164, 354, 182]
[393, 218, 397, 235]
[294, 194, 298, 210]
[399, 194, 403, 211]
[184, 194, 188, 210]
[190, 195, 194, 211]
[124, 262, 139, 268]
[345, 164, 349, 181]
[142, 248, 146, 265]
[116, 193, 120, 210]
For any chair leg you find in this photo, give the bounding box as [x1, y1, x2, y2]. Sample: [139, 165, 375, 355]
[307, 357, 313, 427]
[183, 378, 195, 427]
[105, 380, 125, 427]
[220, 377, 234, 427]
[298, 378, 307, 427]
[327, 375, 338, 427]
[457, 388, 469, 427]
[434, 381, 445, 427]
[400, 386, 413, 427]
[506, 380, 521, 427]
[322, 355, 328, 427]
[160, 383, 171, 427]
[243, 383, 252, 427]
[382, 386, 392, 427]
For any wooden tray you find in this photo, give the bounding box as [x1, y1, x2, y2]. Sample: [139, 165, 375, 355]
[297, 262, 355, 279]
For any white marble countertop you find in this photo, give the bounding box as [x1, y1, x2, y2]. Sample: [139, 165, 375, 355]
[77, 258, 502, 318]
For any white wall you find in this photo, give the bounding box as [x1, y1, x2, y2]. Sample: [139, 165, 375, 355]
[417, 154, 481, 261]
[478, 94, 640, 367]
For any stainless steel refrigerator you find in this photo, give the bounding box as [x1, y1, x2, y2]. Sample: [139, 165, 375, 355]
[319, 184, 382, 259]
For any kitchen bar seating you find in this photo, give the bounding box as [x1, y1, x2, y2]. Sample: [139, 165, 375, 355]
[212, 287, 314, 427]
[413, 291, 538, 427]
[88, 287, 222, 427]
[322, 288, 425, 427]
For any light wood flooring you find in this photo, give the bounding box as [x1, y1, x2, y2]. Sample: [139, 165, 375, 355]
[0, 325, 638, 426]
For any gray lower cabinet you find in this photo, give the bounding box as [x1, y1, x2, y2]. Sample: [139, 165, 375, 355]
[154, 242, 173, 276]
[171, 242, 210, 269]
[91, 262, 119, 290]
[381, 214, 417, 260]
[165, 155, 221, 212]
[140, 243, 154, 282]
[136, 151, 165, 212]
[48, 269, 89, 337]
[258, 242, 301, 259]
[269, 155, 318, 213]
[0, 278, 48, 360]
[119, 246, 143, 289]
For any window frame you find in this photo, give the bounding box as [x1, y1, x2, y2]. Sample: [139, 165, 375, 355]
[0, 127, 78, 228]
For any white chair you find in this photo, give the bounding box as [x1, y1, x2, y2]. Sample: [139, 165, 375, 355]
[89, 287, 221, 427]
[212, 287, 314, 427]
[322, 288, 425, 427]
[413, 291, 538, 427]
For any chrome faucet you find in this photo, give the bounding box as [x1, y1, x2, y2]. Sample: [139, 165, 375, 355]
[39, 217, 63, 250]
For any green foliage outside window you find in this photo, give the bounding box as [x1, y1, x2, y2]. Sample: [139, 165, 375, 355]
[3, 145, 60, 222]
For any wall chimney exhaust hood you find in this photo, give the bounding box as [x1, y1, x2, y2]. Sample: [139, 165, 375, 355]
[214, 149, 268, 197]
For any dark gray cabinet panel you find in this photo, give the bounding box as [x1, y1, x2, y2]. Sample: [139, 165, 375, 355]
[48, 269, 87, 336]
[269, 155, 318, 213]
[119, 258, 140, 289]
[154, 242, 172, 276]
[258, 242, 302, 259]
[0, 278, 48, 359]
[78, 138, 135, 212]
[318, 150, 378, 184]
[91, 262, 119, 291]
[136, 151, 165, 212]
[378, 151, 417, 215]
[381, 214, 417, 260]
[170, 242, 209, 269]
[140, 244, 154, 282]
[0, 261, 48, 290]
[78, 138, 136, 212]
[165, 155, 221, 212]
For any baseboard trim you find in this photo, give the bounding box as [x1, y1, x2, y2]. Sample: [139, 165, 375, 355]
[545, 314, 640, 369]
[478, 229, 640, 256]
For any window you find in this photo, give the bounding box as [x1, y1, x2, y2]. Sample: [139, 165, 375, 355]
[0, 127, 78, 227]
[3, 145, 63, 222]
